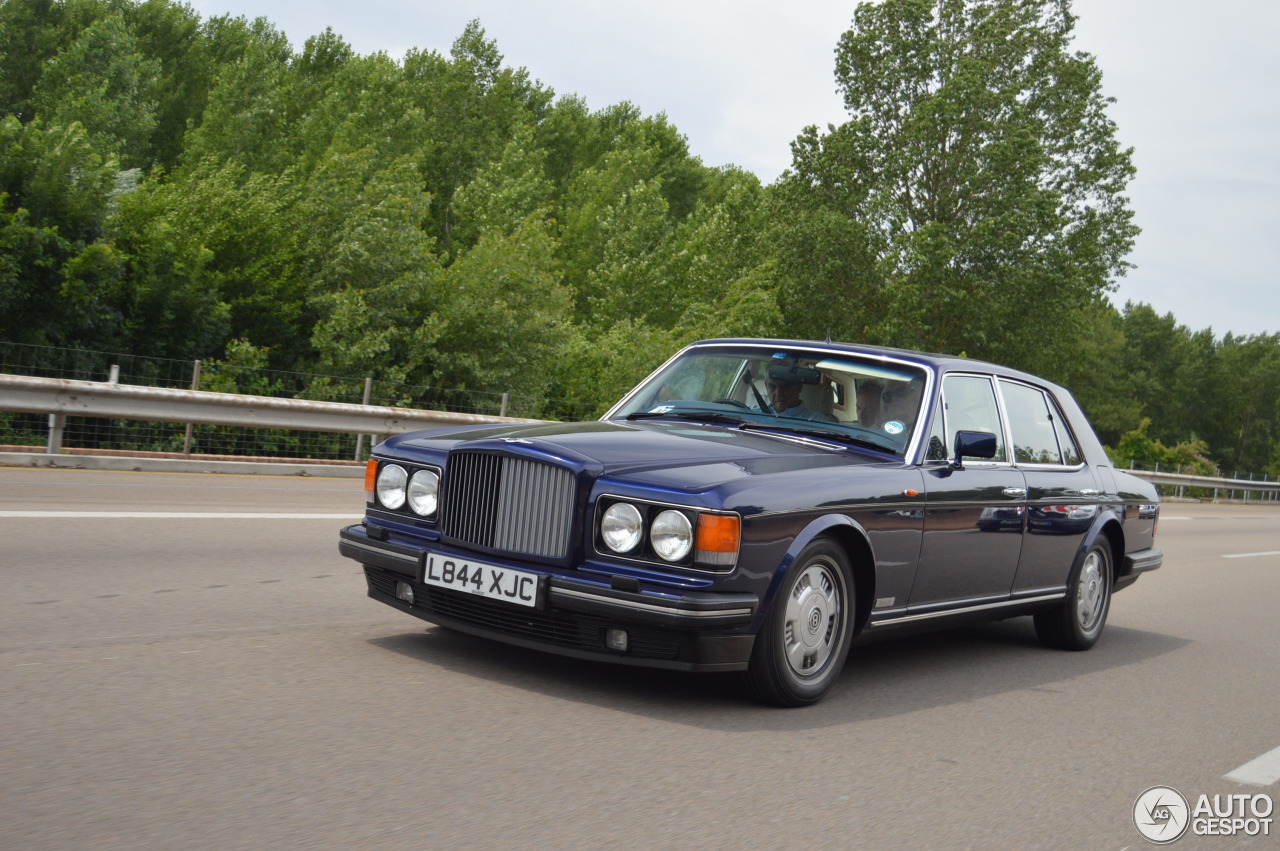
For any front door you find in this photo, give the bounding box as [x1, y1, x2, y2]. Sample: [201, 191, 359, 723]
[909, 374, 1026, 609]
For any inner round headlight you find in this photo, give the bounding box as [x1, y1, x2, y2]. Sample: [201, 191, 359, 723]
[375, 464, 407, 509]
[650, 510, 693, 562]
[406, 469, 439, 517]
[601, 502, 643, 553]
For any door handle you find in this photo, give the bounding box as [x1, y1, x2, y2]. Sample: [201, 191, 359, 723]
[1078, 488, 1102, 497]
[1002, 487, 1027, 498]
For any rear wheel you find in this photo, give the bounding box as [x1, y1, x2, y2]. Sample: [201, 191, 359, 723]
[1035, 540, 1112, 650]
[746, 538, 854, 707]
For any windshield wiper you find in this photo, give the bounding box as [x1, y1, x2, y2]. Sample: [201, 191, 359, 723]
[740, 423, 900, 454]
[626, 410, 750, 425]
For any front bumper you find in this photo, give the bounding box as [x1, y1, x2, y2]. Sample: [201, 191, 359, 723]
[339, 524, 758, 671]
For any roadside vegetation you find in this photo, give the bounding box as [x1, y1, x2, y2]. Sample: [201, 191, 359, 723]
[1, 0, 1276, 476]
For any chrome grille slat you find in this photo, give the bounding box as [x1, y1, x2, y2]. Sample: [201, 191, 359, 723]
[442, 452, 575, 559]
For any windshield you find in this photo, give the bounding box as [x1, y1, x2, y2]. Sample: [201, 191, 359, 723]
[608, 344, 931, 457]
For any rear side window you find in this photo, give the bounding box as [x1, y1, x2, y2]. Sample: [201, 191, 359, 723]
[941, 375, 1006, 462]
[1000, 381, 1062, 464]
[1049, 398, 1082, 466]
[999, 380, 1082, 466]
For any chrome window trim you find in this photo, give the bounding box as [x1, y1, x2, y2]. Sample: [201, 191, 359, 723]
[1013, 461, 1088, 473]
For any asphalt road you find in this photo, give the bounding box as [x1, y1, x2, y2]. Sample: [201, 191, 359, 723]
[2, 466, 1277, 849]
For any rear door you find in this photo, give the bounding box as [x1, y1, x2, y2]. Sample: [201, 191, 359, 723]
[1000, 379, 1102, 594]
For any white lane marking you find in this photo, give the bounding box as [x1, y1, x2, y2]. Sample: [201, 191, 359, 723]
[0, 511, 362, 519]
[1160, 516, 1193, 521]
[1222, 551, 1280, 559]
[1225, 745, 1280, 786]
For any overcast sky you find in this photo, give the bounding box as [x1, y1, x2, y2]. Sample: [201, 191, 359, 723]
[182, 0, 1279, 339]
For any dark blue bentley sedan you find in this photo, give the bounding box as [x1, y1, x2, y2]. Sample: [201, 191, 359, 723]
[339, 339, 1163, 706]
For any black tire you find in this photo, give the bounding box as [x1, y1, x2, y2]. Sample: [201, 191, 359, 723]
[746, 538, 854, 707]
[1034, 539, 1112, 650]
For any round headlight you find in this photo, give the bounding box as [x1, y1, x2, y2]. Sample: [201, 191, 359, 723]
[650, 510, 693, 562]
[375, 464, 407, 509]
[407, 469, 439, 517]
[601, 502, 643, 553]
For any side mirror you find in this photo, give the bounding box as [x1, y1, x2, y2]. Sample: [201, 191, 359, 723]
[951, 430, 997, 469]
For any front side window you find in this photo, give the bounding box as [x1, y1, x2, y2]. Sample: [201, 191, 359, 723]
[941, 374, 1006, 462]
[609, 345, 931, 458]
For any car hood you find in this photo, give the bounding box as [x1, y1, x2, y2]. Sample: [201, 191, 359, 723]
[382, 419, 884, 490]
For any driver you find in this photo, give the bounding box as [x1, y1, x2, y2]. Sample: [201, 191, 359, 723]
[762, 375, 836, 422]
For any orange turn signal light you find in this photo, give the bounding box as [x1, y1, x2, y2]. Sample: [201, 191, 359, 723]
[696, 513, 740, 559]
[364, 459, 378, 494]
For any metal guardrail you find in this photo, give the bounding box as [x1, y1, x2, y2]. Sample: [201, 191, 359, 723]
[1127, 468, 1279, 501]
[0, 373, 541, 452]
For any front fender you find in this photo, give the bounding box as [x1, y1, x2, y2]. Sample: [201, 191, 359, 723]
[750, 514, 871, 633]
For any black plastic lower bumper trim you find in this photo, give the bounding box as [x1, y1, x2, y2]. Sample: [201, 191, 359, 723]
[364, 566, 754, 672]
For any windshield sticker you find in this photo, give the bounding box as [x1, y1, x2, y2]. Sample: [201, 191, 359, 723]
[884, 420, 905, 435]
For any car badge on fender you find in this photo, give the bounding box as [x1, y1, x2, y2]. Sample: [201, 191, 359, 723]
[501, 437, 532, 444]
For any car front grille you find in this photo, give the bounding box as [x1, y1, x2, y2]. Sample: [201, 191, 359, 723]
[365, 566, 683, 660]
[440, 451, 575, 558]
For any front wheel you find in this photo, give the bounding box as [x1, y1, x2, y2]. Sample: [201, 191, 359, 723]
[746, 538, 854, 707]
[1034, 539, 1112, 650]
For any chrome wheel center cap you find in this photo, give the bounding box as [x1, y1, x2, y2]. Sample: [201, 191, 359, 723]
[807, 607, 823, 634]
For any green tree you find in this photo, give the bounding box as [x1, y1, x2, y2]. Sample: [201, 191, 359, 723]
[1046, 301, 1139, 445]
[406, 21, 552, 250]
[0, 0, 113, 122]
[178, 16, 293, 174]
[129, 158, 308, 363]
[31, 13, 160, 168]
[0, 116, 123, 347]
[774, 0, 1137, 376]
[118, 0, 216, 169]
[450, 122, 553, 247]
[1117, 302, 1214, 446]
[1202, 333, 1280, 474]
[431, 214, 572, 398]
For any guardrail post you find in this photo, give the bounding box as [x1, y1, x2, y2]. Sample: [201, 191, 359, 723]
[183, 359, 202, 454]
[108, 364, 119, 385]
[47, 413, 65, 454]
[354, 377, 373, 461]
[500, 392, 509, 418]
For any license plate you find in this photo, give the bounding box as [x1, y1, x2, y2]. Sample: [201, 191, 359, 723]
[422, 553, 540, 608]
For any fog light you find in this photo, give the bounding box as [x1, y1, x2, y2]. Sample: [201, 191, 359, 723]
[605, 628, 628, 652]
[395, 581, 414, 604]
